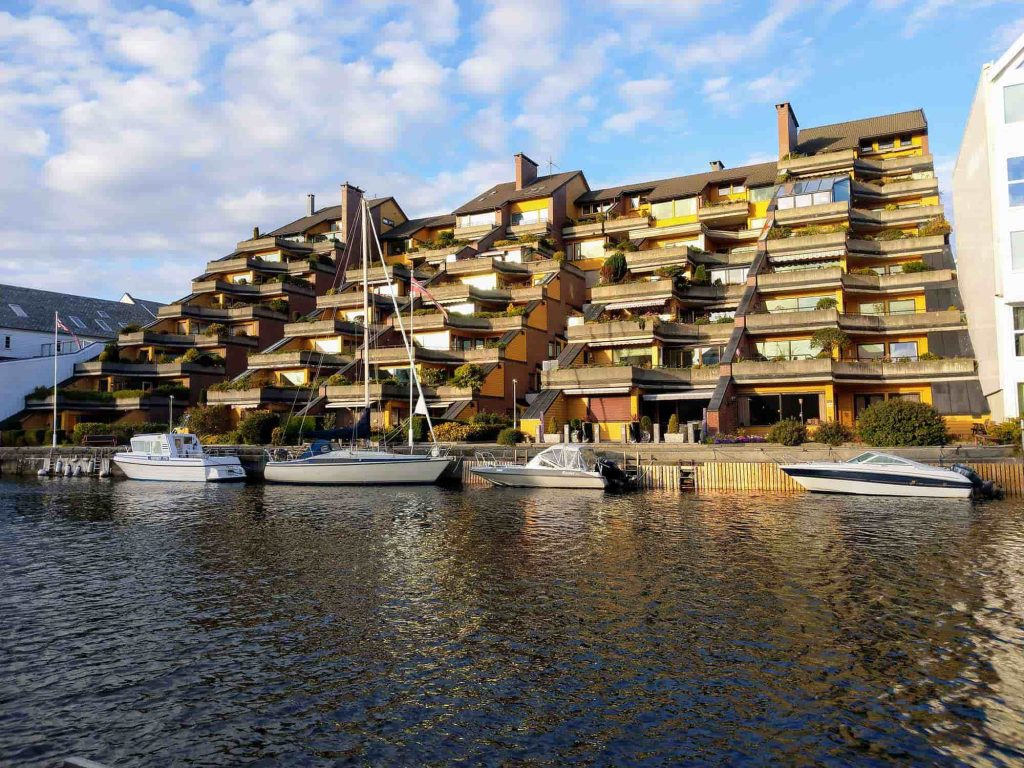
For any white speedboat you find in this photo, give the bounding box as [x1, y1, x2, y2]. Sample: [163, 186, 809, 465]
[114, 433, 246, 482]
[780, 451, 995, 498]
[264, 440, 450, 485]
[471, 444, 629, 490]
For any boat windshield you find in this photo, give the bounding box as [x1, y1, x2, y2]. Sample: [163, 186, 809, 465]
[527, 445, 597, 471]
[847, 452, 916, 466]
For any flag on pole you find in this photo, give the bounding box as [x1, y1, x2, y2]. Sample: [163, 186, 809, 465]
[410, 277, 448, 319]
[414, 394, 429, 416]
[55, 313, 82, 351]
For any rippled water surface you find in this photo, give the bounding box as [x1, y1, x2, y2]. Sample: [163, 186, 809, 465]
[3, 478, 1024, 766]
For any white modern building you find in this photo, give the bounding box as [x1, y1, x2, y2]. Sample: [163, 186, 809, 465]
[954, 32, 1024, 420]
[0, 284, 162, 361]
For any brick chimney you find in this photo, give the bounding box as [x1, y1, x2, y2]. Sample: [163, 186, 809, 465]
[514, 153, 538, 190]
[307, 193, 315, 217]
[340, 182, 364, 246]
[709, 160, 724, 171]
[776, 102, 799, 159]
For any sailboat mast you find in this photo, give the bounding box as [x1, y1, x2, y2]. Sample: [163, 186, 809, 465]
[408, 294, 414, 447]
[361, 199, 370, 410]
[51, 312, 58, 449]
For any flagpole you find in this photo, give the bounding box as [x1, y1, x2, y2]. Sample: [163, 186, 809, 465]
[408, 287, 414, 448]
[52, 312, 58, 449]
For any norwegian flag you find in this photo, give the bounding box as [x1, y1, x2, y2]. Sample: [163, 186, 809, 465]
[410, 277, 448, 320]
[55, 313, 83, 351]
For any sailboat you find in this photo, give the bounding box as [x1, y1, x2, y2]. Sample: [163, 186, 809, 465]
[263, 200, 451, 485]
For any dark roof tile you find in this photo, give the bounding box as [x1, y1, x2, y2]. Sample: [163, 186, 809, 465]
[453, 171, 582, 216]
[0, 284, 163, 338]
[796, 109, 927, 154]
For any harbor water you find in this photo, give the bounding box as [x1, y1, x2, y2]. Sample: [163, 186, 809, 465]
[2, 478, 1024, 766]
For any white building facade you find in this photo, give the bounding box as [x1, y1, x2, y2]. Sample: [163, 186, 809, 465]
[954, 32, 1024, 420]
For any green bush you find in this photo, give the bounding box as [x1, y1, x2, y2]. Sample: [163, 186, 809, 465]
[471, 411, 509, 427]
[71, 422, 114, 445]
[152, 384, 189, 399]
[97, 342, 120, 363]
[236, 410, 279, 445]
[186, 404, 234, 436]
[282, 416, 315, 444]
[600, 253, 628, 284]
[810, 327, 850, 357]
[814, 420, 852, 446]
[112, 389, 148, 399]
[552, 250, 566, 263]
[856, 399, 948, 447]
[27, 385, 52, 400]
[985, 419, 1021, 446]
[667, 413, 680, 434]
[120, 324, 141, 334]
[900, 260, 930, 273]
[497, 427, 524, 446]
[451, 363, 484, 390]
[417, 367, 449, 387]
[266, 298, 289, 314]
[814, 297, 838, 310]
[919, 216, 952, 237]
[767, 418, 807, 446]
[640, 415, 653, 436]
[691, 265, 710, 285]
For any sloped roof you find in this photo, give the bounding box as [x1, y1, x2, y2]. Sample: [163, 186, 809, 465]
[577, 179, 664, 204]
[646, 162, 778, 204]
[266, 197, 392, 237]
[796, 109, 927, 154]
[453, 170, 583, 215]
[0, 283, 164, 338]
[380, 213, 456, 241]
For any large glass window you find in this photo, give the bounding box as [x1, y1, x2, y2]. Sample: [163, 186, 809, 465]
[763, 295, 833, 313]
[1005, 84, 1024, 123]
[1014, 307, 1024, 356]
[774, 176, 849, 210]
[1009, 157, 1024, 206]
[456, 211, 497, 228]
[510, 208, 548, 226]
[710, 267, 748, 285]
[1012, 231, 1024, 271]
[568, 239, 606, 260]
[749, 185, 776, 202]
[889, 341, 919, 361]
[755, 339, 815, 360]
[857, 343, 885, 360]
[651, 197, 697, 220]
[888, 299, 918, 315]
[748, 394, 821, 425]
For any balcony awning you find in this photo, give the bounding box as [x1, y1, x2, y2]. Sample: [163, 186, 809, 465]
[769, 248, 845, 264]
[642, 391, 714, 402]
[603, 298, 667, 311]
[327, 399, 379, 409]
[563, 386, 631, 396]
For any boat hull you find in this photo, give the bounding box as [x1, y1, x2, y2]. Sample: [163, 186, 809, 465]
[264, 454, 450, 485]
[780, 466, 972, 498]
[113, 454, 246, 482]
[471, 466, 607, 489]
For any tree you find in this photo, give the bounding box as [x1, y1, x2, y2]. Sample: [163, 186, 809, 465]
[856, 399, 948, 447]
[814, 297, 838, 310]
[810, 327, 850, 358]
[600, 253, 628, 284]
[451, 363, 484, 390]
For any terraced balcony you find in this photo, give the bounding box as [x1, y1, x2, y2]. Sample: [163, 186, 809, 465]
[589, 278, 721, 306]
[856, 153, 934, 178]
[189, 278, 315, 299]
[207, 385, 315, 407]
[842, 268, 954, 292]
[763, 230, 848, 259]
[117, 330, 258, 350]
[562, 219, 605, 238]
[778, 149, 857, 176]
[24, 391, 177, 412]
[317, 291, 399, 311]
[853, 177, 939, 201]
[281, 319, 361, 338]
[756, 267, 844, 292]
[744, 308, 964, 334]
[363, 345, 502, 366]
[773, 200, 850, 228]
[850, 205, 945, 229]
[541, 364, 720, 392]
[405, 312, 526, 333]
[698, 200, 751, 226]
[846, 235, 946, 260]
[156, 303, 288, 322]
[74, 360, 224, 377]
[604, 213, 651, 233]
[731, 357, 975, 384]
[566, 319, 732, 345]
[625, 245, 692, 273]
[246, 350, 351, 370]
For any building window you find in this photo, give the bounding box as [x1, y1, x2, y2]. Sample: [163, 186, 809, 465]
[510, 208, 548, 226]
[69, 315, 86, 328]
[857, 343, 885, 360]
[1009, 157, 1024, 206]
[748, 186, 776, 203]
[456, 211, 496, 229]
[1014, 307, 1024, 356]
[1005, 84, 1024, 123]
[1012, 231, 1024, 271]
[755, 339, 815, 360]
[889, 341, 919, 361]
[3, 335, 9, 349]
[888, 299, 918, 315]
[95, 319, 111, 331]
[97, 310, 110, 318]
[651, 196, 697, 220]
[749, 393, 821, 426]
[8, 303, 27, 318]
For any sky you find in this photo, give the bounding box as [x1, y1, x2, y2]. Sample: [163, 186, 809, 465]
[1, 0, 1023, 304]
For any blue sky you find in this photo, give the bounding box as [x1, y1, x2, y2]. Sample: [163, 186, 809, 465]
[1, 0, 1022, 303]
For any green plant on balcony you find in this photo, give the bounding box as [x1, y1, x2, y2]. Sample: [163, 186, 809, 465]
[518, 233, 539, 244]
[120, 324, 141, 334]
[918, 217, 952, 237]
[810, 327, 850, 357]
[176, 348, 224, 367]
[799, 224, 848, 236]
[98, 342, 120, 363]
[112, 388, 148, 399]
[691, 265, 711, 285]
[417, 367, 449, 387]
[884, 203, 899, 211]
[693, 316, 710, 325]
[876, 228, 908, 241]
[325, 288, 337, 295]
[900, 260, 930, 273]
[850, 267, 877, 276]
[493, 239, 516, 247]
[153, 384, 189, 398]
[984, 419, 1021, 447]
[323, 372, 348, 386]
[713, 316, 734, 324]
[266, 298, 289, 314]
[27, 385, 51, 400]
[552, 250, 566, 263]
[815, 297, 838, 310]
[767, 418, 807, 446]
[918, 352, 943, 361]
[451, 363, 484, 390]
[856, 399, 948, 447]
[600, 253, 628, 284]
[204, 323, 226, 336]
[780, 151, 807, 160]
[766, 226, 792, 240]
[667, 413, 680, 435]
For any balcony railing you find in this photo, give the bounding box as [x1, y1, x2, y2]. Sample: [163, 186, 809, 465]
[246, 350, 351, 369]
[731, 357, 975, 382]
[773, 200, 850, 227]
[74, 360, 224, 376]
[777, 149, 857, 176]
[697, 200, 750, 225]
[541, 364, 720, 390]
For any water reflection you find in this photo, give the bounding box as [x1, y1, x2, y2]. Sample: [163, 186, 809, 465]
[1, 478, 1023, 766]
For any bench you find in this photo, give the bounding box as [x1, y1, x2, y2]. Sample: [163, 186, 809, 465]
[81, 435, 118, 447]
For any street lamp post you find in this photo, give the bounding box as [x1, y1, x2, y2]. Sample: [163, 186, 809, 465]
[798, 397, 804, 423]
[168, 395, 175, 433]
[512, 379, 517, 431]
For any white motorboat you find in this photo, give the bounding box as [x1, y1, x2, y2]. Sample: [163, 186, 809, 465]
[780, 451, 997, 498]
[264, 440, 450, 485]
[114, 433, 246, 482]
[471, 444, 630, 490]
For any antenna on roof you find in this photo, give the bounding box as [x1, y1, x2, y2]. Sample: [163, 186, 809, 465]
[545, 156, 560, 175]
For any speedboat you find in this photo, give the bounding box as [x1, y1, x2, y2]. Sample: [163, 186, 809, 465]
[264, 440, 451, 485]
[114, 433, 246, 482]
[471, 444, 630, 490]
[780, 451, 998, 498]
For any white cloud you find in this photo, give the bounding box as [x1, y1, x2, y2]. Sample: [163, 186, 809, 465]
[669, 0, 802, 67]
[603, 78, 673, 133]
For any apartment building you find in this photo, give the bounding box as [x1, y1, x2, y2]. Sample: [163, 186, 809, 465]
[954, 31, 1024, 420]
[20, 102, 987, 440]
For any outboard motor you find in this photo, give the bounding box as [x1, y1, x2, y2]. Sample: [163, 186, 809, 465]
[595, 457, 632, 492]
[951, 463, 1003, 499]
